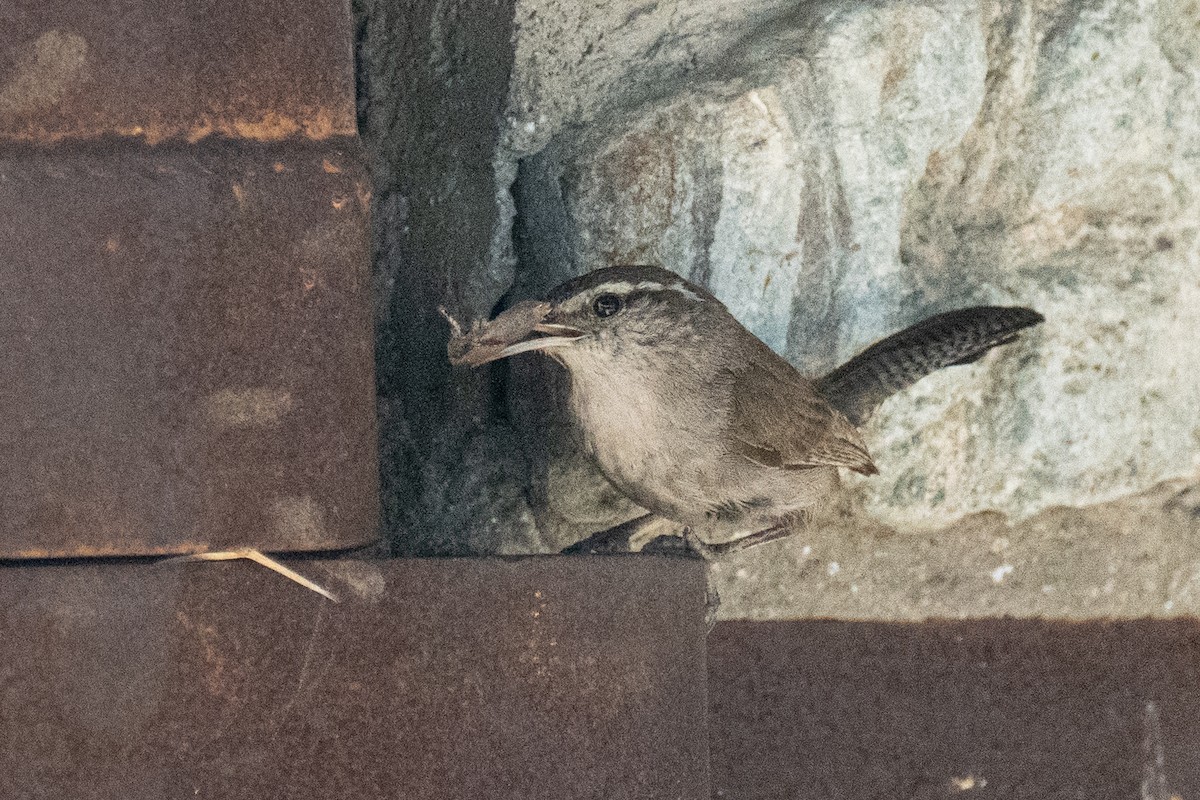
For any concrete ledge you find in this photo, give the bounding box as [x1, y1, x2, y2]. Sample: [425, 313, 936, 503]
[713, 481, 1200, 621]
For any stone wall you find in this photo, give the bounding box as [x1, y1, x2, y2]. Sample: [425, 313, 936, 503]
[363, 0, 1200, 616]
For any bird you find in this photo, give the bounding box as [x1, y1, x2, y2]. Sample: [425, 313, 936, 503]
[444, 265, 1043, 557]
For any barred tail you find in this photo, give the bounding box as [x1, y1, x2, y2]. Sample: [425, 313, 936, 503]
[817, 306, 1044, 425]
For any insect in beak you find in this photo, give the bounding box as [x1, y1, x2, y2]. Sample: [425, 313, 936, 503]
[442, 303, 584, 367]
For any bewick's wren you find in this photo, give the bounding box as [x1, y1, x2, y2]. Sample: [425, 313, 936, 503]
[445, 265, 1043, 557]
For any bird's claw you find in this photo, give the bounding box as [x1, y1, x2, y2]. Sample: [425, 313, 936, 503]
[640, 529, 717, 560]
[560, 531, 634, 555]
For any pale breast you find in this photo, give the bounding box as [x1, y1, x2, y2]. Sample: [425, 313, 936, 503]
[568, 366, 838, 536]
[569, 368, 719, 521]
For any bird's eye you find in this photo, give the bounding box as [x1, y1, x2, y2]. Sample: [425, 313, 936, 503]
[592, 293, 623, 318]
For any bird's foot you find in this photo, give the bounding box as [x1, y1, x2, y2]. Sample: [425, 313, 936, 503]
[640, 529, 716, 560]
[638, 523, 797, 559]
[560, 530, 634, 555]
[640, 534, 699, 558]
[561, 514, 658, 555]
[701, 524, 794, 557]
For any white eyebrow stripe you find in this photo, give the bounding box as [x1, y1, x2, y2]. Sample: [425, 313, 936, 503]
[666, 282, 705, 302]
[586, 280, 706, 303]
[588, 281, 640, 295]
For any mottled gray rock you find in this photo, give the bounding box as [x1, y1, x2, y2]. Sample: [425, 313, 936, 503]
[359, 0, 1200, 587]
[503, 0, 808, 158]
[506, 0, 1200, 541]
[875, 0, 1200, 528]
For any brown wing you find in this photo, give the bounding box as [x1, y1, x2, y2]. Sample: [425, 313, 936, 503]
[727, 357, 878, 476]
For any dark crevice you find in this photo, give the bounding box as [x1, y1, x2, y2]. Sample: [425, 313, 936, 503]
[351, 0, 371, 137]
[486, 294, 515, 425]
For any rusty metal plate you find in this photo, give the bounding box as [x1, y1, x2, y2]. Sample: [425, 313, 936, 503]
[0, 143, 377, 557]
[0, 0, 355, 145]
[709, 619, 1200, 798]
[0, 556, 710, 799]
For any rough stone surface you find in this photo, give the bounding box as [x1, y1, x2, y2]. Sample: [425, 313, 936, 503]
[877, 0, 1200, 529]
[509, 0, 1200, 536]
[712, 479, 1200, 621]
[357, 0, 540, 554]
[361, 0, 1200, 610]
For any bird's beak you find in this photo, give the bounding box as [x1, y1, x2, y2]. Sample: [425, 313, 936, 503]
[443, 301, 584, 367]
[488, 322, 584, 362]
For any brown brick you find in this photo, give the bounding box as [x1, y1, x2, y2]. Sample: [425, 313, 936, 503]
[0, 555, 710, 799]
[0, 143, 377, 557]
[0, 0, 356, 144]
[710, 619, 1200, 798]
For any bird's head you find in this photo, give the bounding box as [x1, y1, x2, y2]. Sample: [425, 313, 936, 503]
[458, 265, 724, 371]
